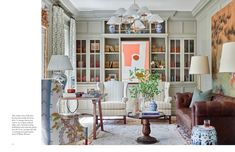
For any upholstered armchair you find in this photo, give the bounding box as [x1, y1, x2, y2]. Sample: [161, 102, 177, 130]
[155, 82, 172, 123]
[97, 79, 128, 124]
[41, 79, 88, 145]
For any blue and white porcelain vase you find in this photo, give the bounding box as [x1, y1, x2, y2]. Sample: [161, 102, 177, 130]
[108, 25, 115, 33]
[148, 101, 157, 111]
[155, 23, 162, 33]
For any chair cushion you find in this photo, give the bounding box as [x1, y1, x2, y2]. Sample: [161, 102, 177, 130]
[157, 102, 171, 109]
[101, 101, 126, 110]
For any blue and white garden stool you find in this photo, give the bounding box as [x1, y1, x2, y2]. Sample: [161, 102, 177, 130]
[191, 125, 217, 145]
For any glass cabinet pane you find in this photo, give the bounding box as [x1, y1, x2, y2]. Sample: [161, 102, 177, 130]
[95, 54, 100, 68]
[82, 40, 86, 53]
[90, 39, 101, 82]
[190, 40, 194, 53]
[170, 39, 181, 82]
[76, 70, 81, 82]
[82, 70, 86, 82]
[90, 55, 94, 68]
[82, 55, 86, 68]
[170, 69, 175, 81]
[184, 39, 195, 82]
[176, 54, 180, 67]
[76, 40, 87, 82]
[96, 70, 100, 82]
[176, 69, 180, 81]
[90, 40, 100, 53]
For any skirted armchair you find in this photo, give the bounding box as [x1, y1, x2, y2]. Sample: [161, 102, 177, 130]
[97, 79, 128, 124]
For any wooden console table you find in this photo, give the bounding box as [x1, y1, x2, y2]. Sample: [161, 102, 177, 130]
[61, 94, 106, 139]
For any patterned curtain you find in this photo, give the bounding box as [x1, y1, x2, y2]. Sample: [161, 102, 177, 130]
[52, 6, 65, 55]
[66, 18, 76, 89]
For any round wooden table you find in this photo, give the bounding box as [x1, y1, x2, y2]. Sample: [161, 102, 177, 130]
[128, 112, 165, 144]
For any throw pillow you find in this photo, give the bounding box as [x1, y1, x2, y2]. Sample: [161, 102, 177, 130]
[189, 88, 213, 108]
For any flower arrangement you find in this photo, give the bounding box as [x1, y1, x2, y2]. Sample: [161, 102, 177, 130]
[129, 68, 161, 101]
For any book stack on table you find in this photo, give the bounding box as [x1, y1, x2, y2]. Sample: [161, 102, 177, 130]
[140, 111, 160, 117]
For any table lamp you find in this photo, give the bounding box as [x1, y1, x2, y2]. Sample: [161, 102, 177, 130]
[189, 56, 210, 90]
[219, 42, 235, 86]
[48, 55, 73, 90]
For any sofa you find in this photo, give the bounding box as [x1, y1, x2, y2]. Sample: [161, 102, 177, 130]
[175, 92, 235, 145]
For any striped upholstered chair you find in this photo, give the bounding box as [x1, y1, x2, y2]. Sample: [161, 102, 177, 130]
[155, 82, 172, 123]
[97, 79, 128, 124]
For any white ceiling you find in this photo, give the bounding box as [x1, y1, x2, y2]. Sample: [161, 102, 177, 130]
[69, 0, 201, 12]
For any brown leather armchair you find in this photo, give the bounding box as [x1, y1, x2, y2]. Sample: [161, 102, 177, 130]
[175, 93, 235, 145]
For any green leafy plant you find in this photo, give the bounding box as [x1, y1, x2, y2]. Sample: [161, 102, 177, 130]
[129, 68, 161, 101]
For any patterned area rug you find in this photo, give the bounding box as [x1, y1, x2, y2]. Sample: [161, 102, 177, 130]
[176, 126, 191, 144]
[90, 123, 187, 145]
[79, 116, 188, 145]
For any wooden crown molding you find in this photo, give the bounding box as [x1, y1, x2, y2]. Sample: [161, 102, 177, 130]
[192, 0, 210, 17]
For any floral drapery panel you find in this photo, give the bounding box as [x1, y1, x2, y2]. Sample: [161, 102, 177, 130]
[52, 6, 65, 55]
[67, 18, 76, 89]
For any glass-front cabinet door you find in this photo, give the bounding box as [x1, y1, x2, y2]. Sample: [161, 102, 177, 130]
[90, 40, 101, 82]
[184, 39, 195, 82]
[169, 38, 195, 82]
[76, 40, 87, 82]
[169, 39, 181, 82]
[76, 39, 101, 83]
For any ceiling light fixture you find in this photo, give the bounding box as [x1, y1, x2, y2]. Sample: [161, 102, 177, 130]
[107, 0, 164, 33]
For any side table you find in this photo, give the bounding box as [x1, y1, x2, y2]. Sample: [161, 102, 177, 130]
[128, 112, 165, 144]
[60, 94, 106, 139]
[191, 125, 217, 145]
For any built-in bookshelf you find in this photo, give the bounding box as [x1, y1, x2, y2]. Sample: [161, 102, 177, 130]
[104, 38, 120, 81]
[150, 37, 167, 81]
